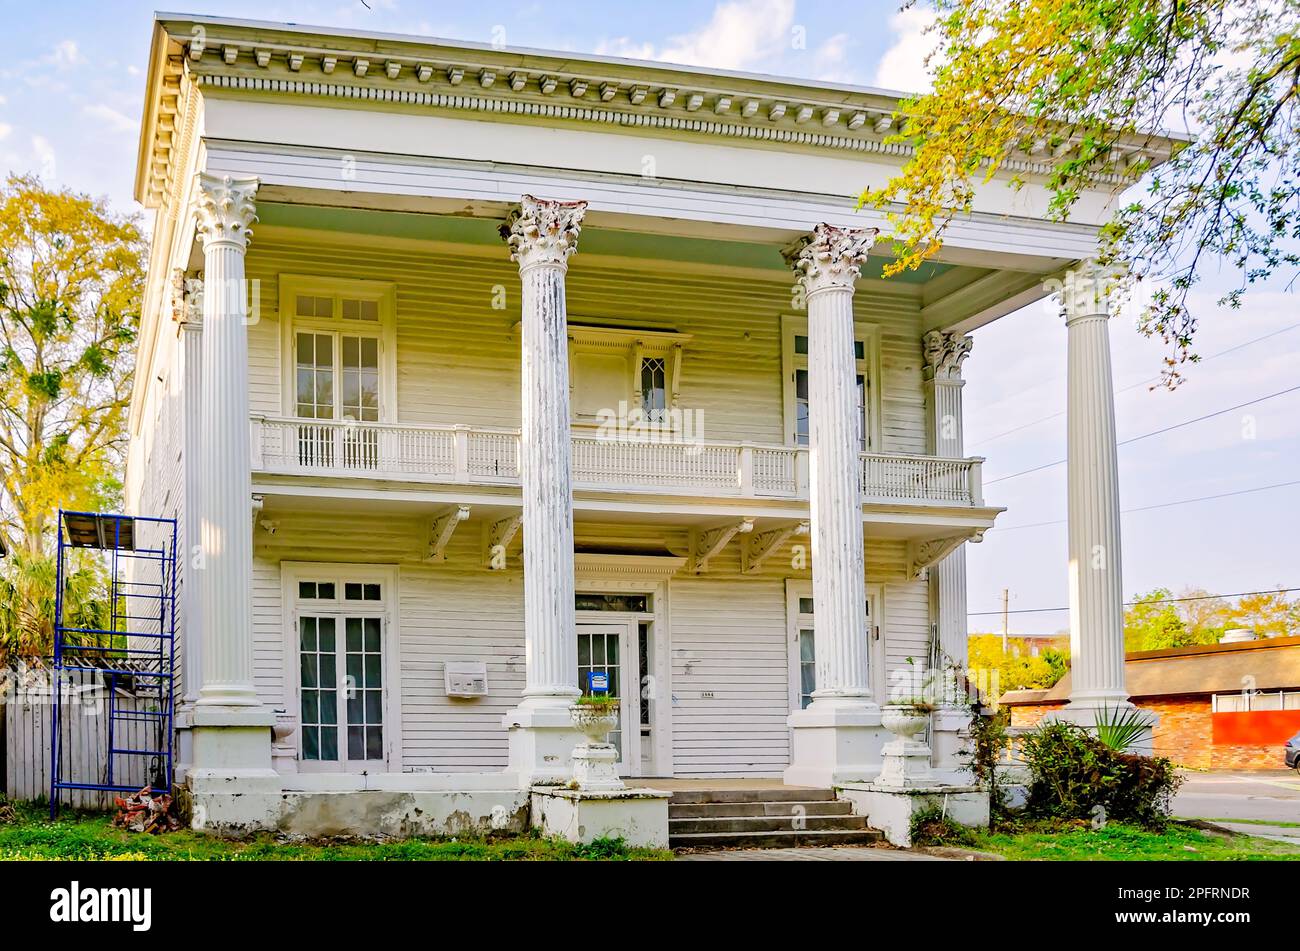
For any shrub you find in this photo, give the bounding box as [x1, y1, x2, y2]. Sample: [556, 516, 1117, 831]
[1020, 721, 1182, 829]
[909, 807, 979, 847]
[962, 703, 1013, 819]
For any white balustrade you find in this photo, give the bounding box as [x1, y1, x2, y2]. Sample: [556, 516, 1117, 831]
[250, 416, 983, 505]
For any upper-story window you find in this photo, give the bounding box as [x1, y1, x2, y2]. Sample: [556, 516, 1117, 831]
[279, 275, 397, 423]
[565, 324, 692, 428]
[781, 315, 882, 452]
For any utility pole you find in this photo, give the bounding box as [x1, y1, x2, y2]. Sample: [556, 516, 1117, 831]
[1001, 588, 1010, 652]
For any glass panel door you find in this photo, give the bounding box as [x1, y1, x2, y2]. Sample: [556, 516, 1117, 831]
[576, 619, 637, 774]
[298, 611, 385, 767]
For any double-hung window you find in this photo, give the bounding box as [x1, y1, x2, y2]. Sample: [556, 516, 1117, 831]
[781, 315, 881, 452]
[280, 276, 397, 470]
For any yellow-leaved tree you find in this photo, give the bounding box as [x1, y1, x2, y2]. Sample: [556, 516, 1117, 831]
[0, 174, 145, 663]
[866, 0, 1299, 384]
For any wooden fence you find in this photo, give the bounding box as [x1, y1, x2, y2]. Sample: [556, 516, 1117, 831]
[2, 667, 163, 810]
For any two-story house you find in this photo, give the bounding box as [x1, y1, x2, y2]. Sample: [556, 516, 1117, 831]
[122, 13, 1169, 835]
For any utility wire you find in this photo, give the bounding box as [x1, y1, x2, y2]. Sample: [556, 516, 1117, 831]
[985, 479, 1300, 533]
[983, 383, 1300, 486]
[968, 586, 1300, 617]
[969, 321, 1300, 449]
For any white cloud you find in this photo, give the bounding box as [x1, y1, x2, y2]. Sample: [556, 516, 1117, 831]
[873, 7, 938, 94]
[32, 134, 56, 180]
[597, 0, 797, 71]
[45, 40, 84, 67]
[83, 103, 136, 134]
[0, 123, 11, 142]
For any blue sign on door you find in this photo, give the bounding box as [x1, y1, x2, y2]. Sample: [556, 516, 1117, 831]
[588, 671, 609, 694]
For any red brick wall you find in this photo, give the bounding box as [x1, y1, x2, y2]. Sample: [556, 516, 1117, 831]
[1002, 695, 1288, 770]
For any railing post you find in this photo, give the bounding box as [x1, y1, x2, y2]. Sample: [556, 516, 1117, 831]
[795, 448, 810, 497]
[453, 424, 471, 483]
[968, 457, 984, 506]
[249, 415, 264, 470]
[738, 442, 755, 496]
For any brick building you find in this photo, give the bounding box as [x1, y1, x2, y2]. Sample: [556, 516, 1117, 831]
[1002, 635, 1300, 770]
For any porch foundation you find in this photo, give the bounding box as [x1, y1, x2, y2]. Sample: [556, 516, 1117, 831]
[784, 704, 887, 787]
[837, 782, 989, 848]
[530, 786, 670, 849]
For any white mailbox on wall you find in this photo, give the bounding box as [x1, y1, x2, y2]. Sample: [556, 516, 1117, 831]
[445, 661, 489, 698]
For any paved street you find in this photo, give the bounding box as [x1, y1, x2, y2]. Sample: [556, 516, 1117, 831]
[1173, 770, 1300, 825]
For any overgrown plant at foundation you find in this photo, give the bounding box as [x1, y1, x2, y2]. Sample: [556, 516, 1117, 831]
[1020, 721, 1182, 829]
[909, 806, 979, 847]
[961, 700, 1012, 819]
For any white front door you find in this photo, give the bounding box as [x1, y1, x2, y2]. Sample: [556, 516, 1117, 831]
[576, 617, 639, 775]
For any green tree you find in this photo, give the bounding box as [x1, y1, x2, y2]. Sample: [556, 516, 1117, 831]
[1124, 587, 1217, 651]
[0, 174, 144, 663]
[867, 0, 1300, 383]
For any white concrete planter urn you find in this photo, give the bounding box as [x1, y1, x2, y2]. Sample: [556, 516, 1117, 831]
[569, 700, 624, 791]
[880, 703, 931, 742]
[571, 702, 619, 744]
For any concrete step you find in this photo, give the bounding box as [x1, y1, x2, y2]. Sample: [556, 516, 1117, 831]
[670, 828, 884, 849]
[670, 814, 872, 834]
[669, 799, 854, 819]
[668, 787, 837, 805]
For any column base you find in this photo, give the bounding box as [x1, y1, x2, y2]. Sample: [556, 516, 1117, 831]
[875, 738, 935, 789]
[503, 697, 582, 788]
[185, 705, 281, 833]
[783, 700, 886, 787]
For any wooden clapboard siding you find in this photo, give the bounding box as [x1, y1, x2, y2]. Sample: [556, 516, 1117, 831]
[244, 233, 929, 451]
[246, 508, 932, 776]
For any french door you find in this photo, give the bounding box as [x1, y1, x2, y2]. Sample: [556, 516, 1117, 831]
[575, 617, 639, 775]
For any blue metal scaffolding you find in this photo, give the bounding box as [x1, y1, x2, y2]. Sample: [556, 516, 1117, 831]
[50, 510, 178, 816]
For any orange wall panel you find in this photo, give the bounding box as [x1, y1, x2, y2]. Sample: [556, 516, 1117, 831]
[1211, 710, 1300, 746]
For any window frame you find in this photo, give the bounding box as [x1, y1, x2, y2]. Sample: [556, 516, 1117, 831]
[785, 579, 887, 713]
[281, 562, 402, 773]
[564, 323, 692, 429]
[780, 314, 883, 452]
[279, 274, 398, 423]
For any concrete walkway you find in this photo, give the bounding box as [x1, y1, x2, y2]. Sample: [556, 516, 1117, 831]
[677, 846, 951, 861]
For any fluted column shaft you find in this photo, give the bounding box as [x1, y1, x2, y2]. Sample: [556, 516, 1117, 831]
[1064, 264, 1129, 710]
[787, 224, 877, 705]
[194, 175, 259, 707]
[923, 331, 974, 695]
[503, 196, 587, 703]
[176, 276, 205, 704]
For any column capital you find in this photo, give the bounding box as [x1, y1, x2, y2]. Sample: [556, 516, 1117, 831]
[170, 269, 204, 328]
[501, 194, 588, 271]
[1053, 257, 1128, 325]
[922, 330, 973, 384]
[194, 173, 259, 251]
[784, 223, 877, 296]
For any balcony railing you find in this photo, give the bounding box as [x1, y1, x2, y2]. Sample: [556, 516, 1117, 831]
[251, 416, 984, 506]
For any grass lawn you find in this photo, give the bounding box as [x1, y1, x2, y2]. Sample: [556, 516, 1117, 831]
[0, 801, 672, 861]
[953, 820, 1300, 861]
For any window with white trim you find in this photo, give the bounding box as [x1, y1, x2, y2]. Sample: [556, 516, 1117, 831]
[293, 575, 391, 768]
[280, 275, 397, 425]
[1213, 690, 1300, 712]
[566, 324, 692, 427]
[781, 315, 881, 451]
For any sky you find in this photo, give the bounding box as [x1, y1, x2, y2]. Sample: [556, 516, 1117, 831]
[0, 0, 1296, 635]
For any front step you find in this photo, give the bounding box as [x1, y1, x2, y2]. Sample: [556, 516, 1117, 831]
[667, 787, 883, 850]
[671, 828, 884, 849]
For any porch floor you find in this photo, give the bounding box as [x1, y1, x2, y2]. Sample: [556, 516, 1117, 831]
[636, 777, 816, 791]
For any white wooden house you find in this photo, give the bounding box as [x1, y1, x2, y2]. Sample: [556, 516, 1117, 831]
[124, 14, 1169, 837]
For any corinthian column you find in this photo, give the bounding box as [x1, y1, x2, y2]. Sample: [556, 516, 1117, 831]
[1061, 263, 1131, 705]
[923, 330, 975, 777]
[783, 223, 887, 787]
[187, 173, 277, 822]
[499, 195, 588, 787]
